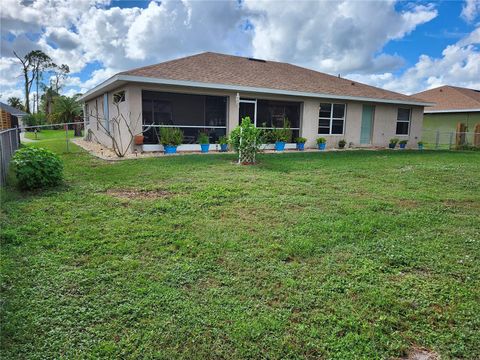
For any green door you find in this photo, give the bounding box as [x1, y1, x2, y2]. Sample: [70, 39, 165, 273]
[360, 105, 374, 144]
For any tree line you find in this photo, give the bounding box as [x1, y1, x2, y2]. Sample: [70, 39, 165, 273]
[7, 50, 81, 128]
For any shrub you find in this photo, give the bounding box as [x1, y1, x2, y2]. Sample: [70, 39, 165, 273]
[399, 140, 408, 145]
[316, 137, 326, 144]
[417, 141, 424, 146]
[197, 132, 210, 144]
[12, 147, 63, 190]
[218, 135, 228, 145]
[159, 127, 183, 146]
[230, 117, 263, 164]
[338, 139, 347, 148]
[390, 138, 399, 145]
[295, 137, 307, 143]
[270, 119, 292, 142]
[23, 113, 47, 129]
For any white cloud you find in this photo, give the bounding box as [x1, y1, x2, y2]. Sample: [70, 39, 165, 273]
[347, 27, 480, 94]
[461, 0, 480, 22]
[243, 0, 437, 74]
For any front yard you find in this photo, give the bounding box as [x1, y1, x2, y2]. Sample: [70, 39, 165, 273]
[1, 139, 479, 359]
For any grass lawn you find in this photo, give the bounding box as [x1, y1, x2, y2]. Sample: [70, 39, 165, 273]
[24, 129, 82, 141]
[1, 139, 479, 359]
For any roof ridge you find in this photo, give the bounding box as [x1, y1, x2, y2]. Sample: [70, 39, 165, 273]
[448, 86, 480, 104]
[118, 52, 210, 75]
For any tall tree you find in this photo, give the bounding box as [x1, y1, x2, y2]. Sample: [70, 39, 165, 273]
[7, 97, 25, 111]
[51, 64, 70, 93]
[40, 84, 59, 117]
[13, 50, 53, 114]
[52, 95, 82, 129]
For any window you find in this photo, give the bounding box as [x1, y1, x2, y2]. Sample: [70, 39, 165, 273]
[103, 93, 109, 131]
[318, 103, 346, 134]
[242, 99, 301, 140]
[142, 91, 227, 144]
[396, 108, 410, 135]
[113, 91, 125, 104]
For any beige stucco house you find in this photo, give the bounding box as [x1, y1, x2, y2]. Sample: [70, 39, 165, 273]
[79, 52, 431, 153]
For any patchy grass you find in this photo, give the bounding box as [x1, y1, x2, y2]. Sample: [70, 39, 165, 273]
[1, 139, 479, 359]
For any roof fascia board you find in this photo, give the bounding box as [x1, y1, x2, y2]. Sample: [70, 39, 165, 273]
[425, 108, 480, 114]
[80, 74, 433, 106]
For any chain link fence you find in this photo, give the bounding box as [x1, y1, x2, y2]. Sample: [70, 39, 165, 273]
[21, 122, 85, 154]
[421, 129, 479, 150]
[0, 127, 20, 186]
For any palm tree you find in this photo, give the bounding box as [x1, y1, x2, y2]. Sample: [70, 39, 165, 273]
[7, 97, 25, 111]
[52, 95, 82, 136]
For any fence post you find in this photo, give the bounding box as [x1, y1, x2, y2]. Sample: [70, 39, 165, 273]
[435, 130, 440, 149]
[65, 124, 69, 153]
[449, 132, 453, 150]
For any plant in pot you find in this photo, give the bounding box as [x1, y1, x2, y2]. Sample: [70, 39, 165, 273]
[219, 135, 229, 152]
[389, 138, 399, 149]
[316, 137, 326, 150]
[295, 137, 307, 151]
[417, 141, 424, 150]
[399, 140, 408, 149]
[270, 119, 292, 151]
[338, 139, 347, 149]
[198, 132, 210, 153]
[160, 127, 183, 154]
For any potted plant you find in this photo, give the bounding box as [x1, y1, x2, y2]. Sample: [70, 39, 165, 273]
[160, 127, 184, 154]
[389, 138, 399, 149]
[134, 134, 144, 145]
[295, 137, 307, 151]
[399, 140, 407, 149]
[338, 139, 347, 149]
[417, 141, 424, 150]
[198, 132, 210, 153]
[272, 119, 292, 151]
[316, 137, 326, 150]
[219, 135, 229, 152]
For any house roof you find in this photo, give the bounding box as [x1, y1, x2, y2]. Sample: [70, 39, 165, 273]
[80, 52, 432, 106]
[413, 85, 480, 113]
[0, 102, 27, 116]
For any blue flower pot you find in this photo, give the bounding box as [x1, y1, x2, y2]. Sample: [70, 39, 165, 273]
[318, 143, 326, 150]
[164, 145, 177, 154]
[200, 144, 210, 153]
[296, 143, 305, 151]
[418, 144, 424, 150]
[220, 143, 228, 152]
[399, 143, 406, 149]
[389, 143, 396, 149]
[275, 141, 286, 151]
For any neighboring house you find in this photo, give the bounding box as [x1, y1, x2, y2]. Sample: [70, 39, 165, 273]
[0, 102, 27, 130]
[79, 52, 431, 153]
[413, 85, 480, 140]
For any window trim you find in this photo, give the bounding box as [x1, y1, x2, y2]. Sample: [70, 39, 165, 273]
[395, 107, 411, 136]
[318, 103, 346, 135]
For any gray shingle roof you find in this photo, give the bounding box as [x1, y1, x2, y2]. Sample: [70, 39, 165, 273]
[0, 102, 27, 116]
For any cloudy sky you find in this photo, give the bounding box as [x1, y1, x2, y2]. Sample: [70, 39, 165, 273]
[1, 0, 479, 104]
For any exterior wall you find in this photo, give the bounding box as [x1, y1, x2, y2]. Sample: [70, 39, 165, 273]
[422, 112, 480, 146]
[85, 82, 426, 152]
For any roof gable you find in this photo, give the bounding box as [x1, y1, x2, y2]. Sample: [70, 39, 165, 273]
[0, 102, 27, 116]
[413, 85, 480, 112]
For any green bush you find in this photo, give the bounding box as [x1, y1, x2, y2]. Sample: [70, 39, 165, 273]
[23, 113, 47, 128]
[399, 140, 408, 145]
[270, 119, 292, 142]
[12, 147, 63, 190]
[390, 138, 399, 145]
[230, 117, 263, 164]
[197, 132, 210, 144]
[295, 137, 307, 143]
[316, 137, 326, 144]
[159, 127, 183, 146]
[218, 135, 229, 145]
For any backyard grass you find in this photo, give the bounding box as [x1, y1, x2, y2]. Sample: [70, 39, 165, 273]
[1, 138, 479, 359]
[24, 129, 82, 141]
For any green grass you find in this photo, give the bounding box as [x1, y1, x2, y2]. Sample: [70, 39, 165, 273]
[24, 129, 82, 140]
[1, 139, 479, 359]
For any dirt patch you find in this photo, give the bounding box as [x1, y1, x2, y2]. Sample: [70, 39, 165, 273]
[403, 347, 440, 360]
[105, 188, 171, 200]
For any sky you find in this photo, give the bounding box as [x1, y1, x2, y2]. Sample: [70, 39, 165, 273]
[1, 0, 479, 105]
